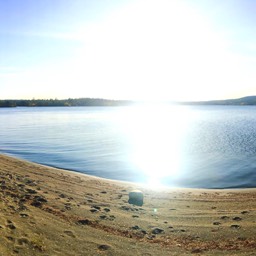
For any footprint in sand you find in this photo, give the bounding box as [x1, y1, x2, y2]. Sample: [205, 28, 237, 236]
[233, 217, 242, 221]
[6, 220, 16, 230]
[64, 230, 76, 238]
[17, 237, 30, 246]
[6, 236, 15, 242]
[230, 224, 240, 229]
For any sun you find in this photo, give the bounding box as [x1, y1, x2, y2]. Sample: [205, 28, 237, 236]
[117, 103, 192, 187]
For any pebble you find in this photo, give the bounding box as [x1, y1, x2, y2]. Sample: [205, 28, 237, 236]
[98, 244, 111, 251]
[151, 227, 164, 234]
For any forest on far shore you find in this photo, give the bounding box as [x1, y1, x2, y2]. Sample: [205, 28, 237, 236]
[0, 98, 133, 107]
[1, 95, 256, 107]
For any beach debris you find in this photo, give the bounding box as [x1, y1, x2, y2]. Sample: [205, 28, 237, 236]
[213, 222, 221, 225]
[128, 190, 143, 206]
[241, 211, 249, 214]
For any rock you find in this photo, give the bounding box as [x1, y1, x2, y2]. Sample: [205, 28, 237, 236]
[151, 227, 164, 234]
[77, 219, 91, 225]
[128, 190, 143, 206]
[98, 244, 111, 251]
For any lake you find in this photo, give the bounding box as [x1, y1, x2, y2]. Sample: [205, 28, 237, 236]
[1, 105, 256, 189]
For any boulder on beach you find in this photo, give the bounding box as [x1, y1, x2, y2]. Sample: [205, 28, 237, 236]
[128, 190, 143, 206]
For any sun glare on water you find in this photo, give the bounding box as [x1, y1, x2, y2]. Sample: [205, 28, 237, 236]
[118, 104, 191, 188]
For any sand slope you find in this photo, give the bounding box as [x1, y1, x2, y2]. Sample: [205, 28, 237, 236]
[0, 154, 255, 255]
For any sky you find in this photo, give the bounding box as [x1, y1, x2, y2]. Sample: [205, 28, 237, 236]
[1, 0, 256, 101]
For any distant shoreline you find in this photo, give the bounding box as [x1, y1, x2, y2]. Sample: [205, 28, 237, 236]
[1, 95, 256, 107]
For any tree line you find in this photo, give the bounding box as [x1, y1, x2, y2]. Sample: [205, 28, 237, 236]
[0, 98, 133, 107]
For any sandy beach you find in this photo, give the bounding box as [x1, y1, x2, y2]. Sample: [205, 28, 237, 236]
[0, 154, 255, 255]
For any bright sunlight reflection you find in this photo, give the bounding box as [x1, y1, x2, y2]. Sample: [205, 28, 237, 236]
[117, 104, 192, 188]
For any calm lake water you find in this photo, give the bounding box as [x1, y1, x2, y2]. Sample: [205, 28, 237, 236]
[1, 105, 256, 189]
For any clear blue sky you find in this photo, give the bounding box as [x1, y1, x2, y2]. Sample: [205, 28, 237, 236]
[1, 0, 256, 101]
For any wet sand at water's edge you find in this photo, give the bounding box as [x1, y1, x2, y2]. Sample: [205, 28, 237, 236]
[0, 154, 255, 255]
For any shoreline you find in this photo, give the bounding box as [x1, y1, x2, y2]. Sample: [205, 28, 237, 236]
[2, 153, 256, 191]
[0, 154, 255, 255]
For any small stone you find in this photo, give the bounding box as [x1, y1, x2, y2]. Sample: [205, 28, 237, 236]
[128, 190, 143, 206]
[241, 211, 249, 214]
[233, 217, 242, 221]
[77, 219, 91, 225]
[98, 244, 111, 251]
[131, 225, 140, 230]
[213, 222, 221, 225]
[152, 227, 164, 234]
